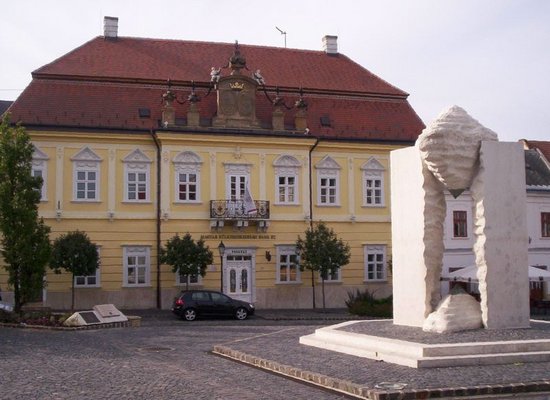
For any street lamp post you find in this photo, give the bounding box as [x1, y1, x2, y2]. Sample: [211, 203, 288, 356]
[218, 241, 226, 292]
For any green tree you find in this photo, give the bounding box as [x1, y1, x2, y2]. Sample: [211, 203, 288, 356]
[50, 231, 99, 310]
[0, 115, 51, 313]
[296, 222, 351, 310]
[160, 233, 213, 290]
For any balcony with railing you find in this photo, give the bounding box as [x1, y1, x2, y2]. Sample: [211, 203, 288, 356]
[210, 200, 270, 220]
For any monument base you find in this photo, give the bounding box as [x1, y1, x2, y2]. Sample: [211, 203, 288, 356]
[300, 320, 550, 368]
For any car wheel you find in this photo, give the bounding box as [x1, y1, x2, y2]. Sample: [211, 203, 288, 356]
[235, 307, 248, 320]
[183, 308, 197, 321]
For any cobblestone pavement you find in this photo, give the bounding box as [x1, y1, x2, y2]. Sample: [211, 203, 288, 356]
[3, 310, 550, 399]
[0, 313, 350, 400]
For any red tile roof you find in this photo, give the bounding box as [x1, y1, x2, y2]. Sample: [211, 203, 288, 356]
[8, 36, 425, 141]
[34, 37, 407, 96]
[524, 140, 550, 162]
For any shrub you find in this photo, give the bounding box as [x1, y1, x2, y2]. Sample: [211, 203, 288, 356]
[345, 289, 393, 318]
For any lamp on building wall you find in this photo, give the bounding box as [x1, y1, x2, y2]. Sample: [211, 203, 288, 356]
[218, 241, 226, 292]
[265, 251, 271, 262]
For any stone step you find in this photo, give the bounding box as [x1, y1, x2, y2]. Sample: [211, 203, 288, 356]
[300, 321, 550, 368]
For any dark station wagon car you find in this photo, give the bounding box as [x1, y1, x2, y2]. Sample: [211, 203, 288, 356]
[172, 290, 255, 321]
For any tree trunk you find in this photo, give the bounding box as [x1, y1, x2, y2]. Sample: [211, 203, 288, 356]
[322, 276, 326, 311]
[185, 275, 189, 291]
[14, 267, 21, 314]
[311, 269, 316, 309]
[71, 273, 75, 311]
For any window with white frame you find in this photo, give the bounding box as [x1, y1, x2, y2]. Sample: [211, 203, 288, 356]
[176, 271, 201, 285]
[71, 147, 101, 201]
[273, 155, 301, 205]
[315, 156, 340, 206]
[320, 268, 341, 282]
[361, 158, 385, 207]
[123, 149, 151, 202]
[276, 245, 300, 283]
[32, 147, 48, 201]
[123, 246, 150, 286]
[75, 247, 100, 287]
[173, 151, 202, 203]
[364, 245, 387, 281]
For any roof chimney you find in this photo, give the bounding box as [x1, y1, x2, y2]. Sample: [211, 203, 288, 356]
[104, 16, 118, 39]
[322, 35, 338, 55]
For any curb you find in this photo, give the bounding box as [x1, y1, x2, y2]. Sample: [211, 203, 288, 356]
[212, 344, 550, 399]
[0, 315, 141, 331]
[212, 345, 369, 398]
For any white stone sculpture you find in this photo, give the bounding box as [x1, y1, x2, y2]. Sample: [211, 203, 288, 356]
[391, 106, 530, 332]
[423, 292, 482, 333]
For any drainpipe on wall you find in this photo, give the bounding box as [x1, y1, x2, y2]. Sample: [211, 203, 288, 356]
[308, 136, 320, 309]
[150, 130, 162, 309]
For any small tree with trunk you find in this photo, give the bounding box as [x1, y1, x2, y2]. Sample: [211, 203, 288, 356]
[296, 222, 351, 310]
[160, 233, 213, 290]
[50, 231, 99, 310]
[0, 115, 51, 313]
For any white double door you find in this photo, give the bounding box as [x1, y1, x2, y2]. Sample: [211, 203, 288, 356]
[224, 254, 252, 303]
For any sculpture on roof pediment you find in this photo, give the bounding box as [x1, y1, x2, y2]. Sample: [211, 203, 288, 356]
[253, 69, 265, 85]
[210, 67, 221, 83]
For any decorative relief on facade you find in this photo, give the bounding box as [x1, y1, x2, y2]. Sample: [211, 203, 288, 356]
[163, 151, 169, 163]
[361, 157, 385, 178]
[315, 155, 341, 171]
[173, 151, 202, 173]
[213, 74, 260, 128]
[273, 154, 301, 175]
[123, 148, 152, 169]
[234, 146, 242, 159]
[223, 162, 252, 174]
[32, 147, 49, 167]
[71, 146, 102, 168]
[109, 148, 116, 161]
[56, 146, 63, 159]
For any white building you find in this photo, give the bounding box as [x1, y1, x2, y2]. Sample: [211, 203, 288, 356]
[442, 141, 550, 301]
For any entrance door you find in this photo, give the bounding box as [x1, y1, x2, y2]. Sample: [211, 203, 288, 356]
[225, 255, 252, 303]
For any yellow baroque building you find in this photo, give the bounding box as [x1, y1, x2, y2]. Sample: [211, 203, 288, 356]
[2, 19, 424, 310]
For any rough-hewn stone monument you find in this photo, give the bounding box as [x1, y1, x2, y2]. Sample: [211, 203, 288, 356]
[391, 106, 529, 332]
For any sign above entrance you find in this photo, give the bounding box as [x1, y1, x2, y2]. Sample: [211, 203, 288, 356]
[201, 234, 276, 240]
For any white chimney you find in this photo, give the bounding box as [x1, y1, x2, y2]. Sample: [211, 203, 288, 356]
[104, 16, 119, 39]
[322, 35, 338, 55]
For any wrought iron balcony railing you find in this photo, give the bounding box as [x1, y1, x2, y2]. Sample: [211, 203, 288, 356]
[210, 200, 270, 220]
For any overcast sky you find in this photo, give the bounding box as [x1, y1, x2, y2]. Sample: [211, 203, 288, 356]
[1, 0, 548, 142]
